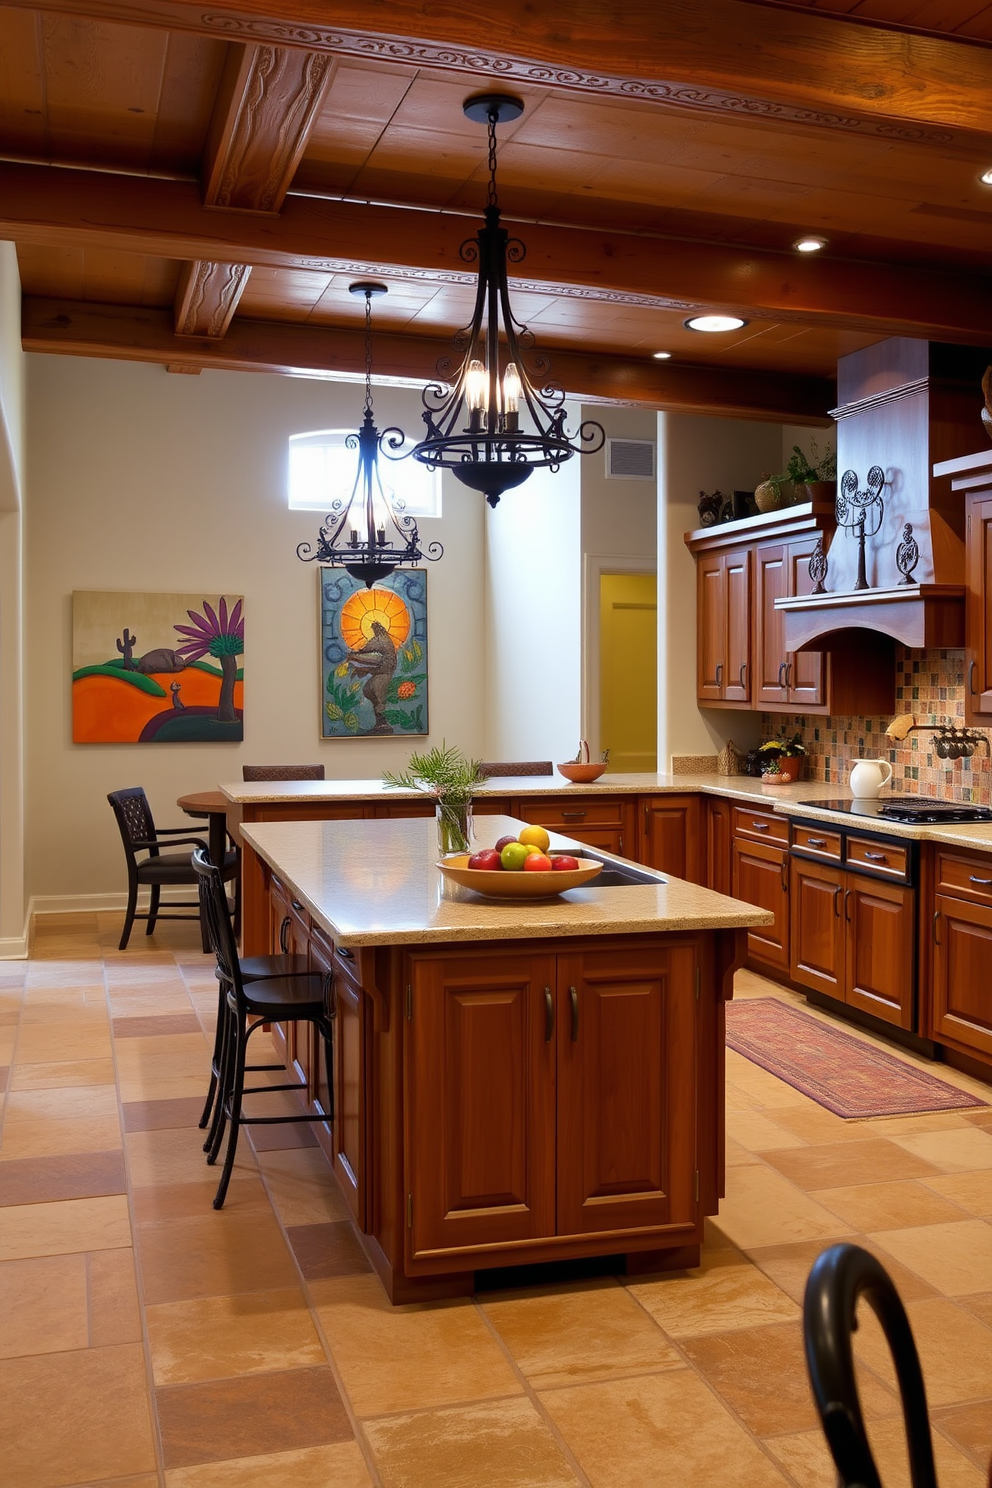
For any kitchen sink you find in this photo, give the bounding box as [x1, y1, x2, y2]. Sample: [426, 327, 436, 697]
[584, 864, 666, 887]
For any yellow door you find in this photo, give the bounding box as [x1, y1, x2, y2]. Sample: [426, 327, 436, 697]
[599, 573, 657, 773]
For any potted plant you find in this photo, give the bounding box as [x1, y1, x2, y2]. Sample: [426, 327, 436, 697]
[785, 440, 836, 504]
[759, 732, 806, 784]
[383, 743, 485, 854]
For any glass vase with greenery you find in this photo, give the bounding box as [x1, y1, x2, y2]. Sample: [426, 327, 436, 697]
[383, 743, 485, 854]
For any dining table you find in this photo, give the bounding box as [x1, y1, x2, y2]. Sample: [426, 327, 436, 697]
[176, 789, 230, 870]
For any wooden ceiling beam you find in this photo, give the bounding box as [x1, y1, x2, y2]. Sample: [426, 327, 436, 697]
[21, 298, 834, 423]
[5, 162, 992, 344]
[7, 0, 992, 152]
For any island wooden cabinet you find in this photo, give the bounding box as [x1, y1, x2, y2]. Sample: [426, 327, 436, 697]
[638, 794, 704, 882]
[405, 939, 701, 1264]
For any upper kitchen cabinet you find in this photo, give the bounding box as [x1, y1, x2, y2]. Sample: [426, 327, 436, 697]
[932, 450, 992, 724]
[696, 546, 751, 707]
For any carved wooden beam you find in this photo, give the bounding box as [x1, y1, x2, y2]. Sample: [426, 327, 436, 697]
[6, 0, 992, 152]
[176, 42, 334, 336]
[5, 163, 992, 343]
[21, 298, 835, 423]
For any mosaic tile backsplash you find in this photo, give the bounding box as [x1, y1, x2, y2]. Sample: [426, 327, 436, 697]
[761, 648, 992, 802]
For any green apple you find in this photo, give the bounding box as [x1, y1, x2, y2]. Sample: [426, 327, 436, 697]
[500, 842, 530, 872]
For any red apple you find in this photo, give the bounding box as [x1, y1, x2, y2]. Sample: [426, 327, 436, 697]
[467, 848, 501, 871]
[551, 854, 580, 871]
[494, 835, 518, 854]
[523, 852, 552, 872]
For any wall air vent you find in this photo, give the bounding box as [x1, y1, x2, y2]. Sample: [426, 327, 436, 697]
[606, 438, 656, 480]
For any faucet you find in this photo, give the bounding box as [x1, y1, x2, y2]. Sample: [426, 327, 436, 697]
[885, 714, 991, 760]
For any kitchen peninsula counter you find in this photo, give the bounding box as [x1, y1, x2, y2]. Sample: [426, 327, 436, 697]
[241, 814, 772, 1302]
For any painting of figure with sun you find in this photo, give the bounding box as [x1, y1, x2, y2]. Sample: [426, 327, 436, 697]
[319, 568, 428, 737]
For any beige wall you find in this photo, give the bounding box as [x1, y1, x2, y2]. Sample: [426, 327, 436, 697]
[0, 243, 25, 950]
[25, 355, 486, 909]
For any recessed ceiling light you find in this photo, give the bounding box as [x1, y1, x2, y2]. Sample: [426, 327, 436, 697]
[981, 168, 992, 185]
[794, 235, 827, 253]
[684, 314, 747, 333]
[653, 350, 672, 360]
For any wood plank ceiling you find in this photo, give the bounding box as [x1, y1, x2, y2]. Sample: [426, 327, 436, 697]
[4, 0, 992, 421]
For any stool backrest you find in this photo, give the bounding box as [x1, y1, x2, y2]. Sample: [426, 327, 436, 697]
[242, 765, 325, 781]
[192, 848, 242, 996]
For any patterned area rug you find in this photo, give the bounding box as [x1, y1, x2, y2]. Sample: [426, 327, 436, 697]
[726, 998, 987, 1119]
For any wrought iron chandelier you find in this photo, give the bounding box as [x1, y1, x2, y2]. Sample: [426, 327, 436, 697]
[410, 93, 605, 507]
[296, 282, 443, 587]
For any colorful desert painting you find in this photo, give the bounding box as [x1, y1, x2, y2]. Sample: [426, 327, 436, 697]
[72, 591, 244, 743]
[319, 568, 427, 738]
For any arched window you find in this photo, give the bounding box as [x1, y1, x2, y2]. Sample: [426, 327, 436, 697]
[287, 430, 441, 518]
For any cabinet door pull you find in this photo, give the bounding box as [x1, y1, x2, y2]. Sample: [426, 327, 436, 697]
[291, 899, 305, 912]
[716, 662, 723, 686]
[933, 909, 941, 945]
[777, 661, 787, 688]
[544, 987, 554, 1042]
[806, 837, 827, 848]
[739, 661, 747, 689]
[337, 944, 354, 960]
[844, 888, 852, 922]
[752, 820, 770, 831]
[279, 916, 290, 954]
[569, 987, 579, 1041]
[833, 885, 842, 916]
[785, 661, 793, 687]
[781, 858, 789, 892]
[969, 875, 992, 886]
[562, 810, 587, 820]
[863, 851, 888, 863]
[969, 659, 978, 695]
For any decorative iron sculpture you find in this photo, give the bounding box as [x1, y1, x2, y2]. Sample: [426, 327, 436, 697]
[408, 94, 605, 507]
[808, 536, 828, 595]
[836, 465, 885, 591]
[895, 522, 919, 585]
[296, 283, 442, 588]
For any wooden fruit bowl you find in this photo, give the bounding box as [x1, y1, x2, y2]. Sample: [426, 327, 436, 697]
[556, 761, 607, 783]
[436, 855, 604, 898]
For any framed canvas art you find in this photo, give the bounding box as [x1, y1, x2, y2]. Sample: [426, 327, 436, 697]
[319, 568, 428, 737]
[72, 591, 244, 743]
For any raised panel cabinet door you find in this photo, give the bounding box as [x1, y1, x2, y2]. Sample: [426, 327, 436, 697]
[333, 973, 367, 1227]
[556, 943, 698, 1238]
[787, 537, 825, 707]
[406, 951, 557, 1258]
[639, 795, 703, 882]
[754, 543, 789, 707]
[724, 549, 752, 702]
[706, 796, 733, 897]
[697, 552, 725, 704]
[845, 878, 916, 1029]
[270, 878, 310, 1084]
[966, 495, 992, 721]
[932, 894, 992, 1057]
[790, 857, 844, 997]
[732, 837, 790, 969]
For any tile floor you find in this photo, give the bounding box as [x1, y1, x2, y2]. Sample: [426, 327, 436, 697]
[1, 913, 991, 1488]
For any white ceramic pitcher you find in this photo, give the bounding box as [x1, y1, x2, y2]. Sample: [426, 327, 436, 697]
[850, 758, 893, 799]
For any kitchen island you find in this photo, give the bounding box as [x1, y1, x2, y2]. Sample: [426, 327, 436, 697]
[241, 814, 771, 1302]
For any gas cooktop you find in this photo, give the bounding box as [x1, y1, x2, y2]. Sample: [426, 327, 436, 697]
[799, 796, 992, 824]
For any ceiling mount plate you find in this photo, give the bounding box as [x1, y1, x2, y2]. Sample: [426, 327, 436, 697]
[349, 281, 388, 297]
[463, 92, 524, 126]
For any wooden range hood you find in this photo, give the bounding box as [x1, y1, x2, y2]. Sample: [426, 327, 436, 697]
[778, 339, 990, 654]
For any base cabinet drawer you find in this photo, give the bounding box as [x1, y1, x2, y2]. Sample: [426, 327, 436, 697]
[513, 796, 634, 858]
[932, 894, 992, 1058]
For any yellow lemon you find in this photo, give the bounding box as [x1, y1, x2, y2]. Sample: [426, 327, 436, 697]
[521, 842, 544, 858]
[518, 824, 550, 853]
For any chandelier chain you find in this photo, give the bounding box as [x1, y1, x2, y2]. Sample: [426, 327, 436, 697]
[363, 289, 374, 417]
[487, 109, 499, 209]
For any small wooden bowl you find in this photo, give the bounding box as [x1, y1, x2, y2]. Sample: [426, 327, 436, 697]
[556, 761, 607, 783]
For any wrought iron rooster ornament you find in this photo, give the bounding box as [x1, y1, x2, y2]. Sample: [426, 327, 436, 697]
[836, 466, 885, 591]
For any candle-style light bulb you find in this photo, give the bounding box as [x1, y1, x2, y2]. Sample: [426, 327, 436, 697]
[466, 358, 487, 433]
[502, 362, 521, 431]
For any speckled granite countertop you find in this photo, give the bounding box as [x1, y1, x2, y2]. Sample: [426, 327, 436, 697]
[239, 814, 773, 947]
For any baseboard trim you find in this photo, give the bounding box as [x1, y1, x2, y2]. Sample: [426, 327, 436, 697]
[0, 933, 28, 959]
[29, 890, 197, 917]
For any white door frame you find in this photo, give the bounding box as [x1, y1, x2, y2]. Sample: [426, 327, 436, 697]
[581, 552, 657, 765]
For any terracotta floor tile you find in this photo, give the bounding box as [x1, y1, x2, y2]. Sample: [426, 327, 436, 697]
[146, 1286, 324, 1384]
[627, 1246, 799, 1337]
[862, 1111, 976, 1138]
[114, 1013, 203, 1037]
[0, 1342, 156, 1488]
[118, 1072, 216, 1104]
[746, 1237, 938, 1305]
[0, 1194, 131, 1260]
[11, 1058, 116, 1090]
[725, 1052, 822, 1107]
[363, 1396, 578, 1488]
[852, 1294, 992, 1407]
[131, 1176, 271, 1223]
[246, 1118, 319, 1151]
[88, 1247, 142, 1346]
[135, 1209, 299, 1303]
[961, 1292, 992, 1329]
[0, 1085, 121, 1158]
[114, 1032, 209, 1066]
[313, 1273, 522, 1415]
[933, 1401, 992, 1471]
[680, 1320, 897, 1437]
[483, 1276, 682, 1388]
[762, 1104, 895, 1145]
[123, 1096, 207, 1132]
[814, 1178, 972, 1231]
[727, 1108, 808, 1151]
[869, 1219, 992, 1295]
[125, 1124, 254, 1190]
[889, 1127, 992, 1172]
[255, 1147, 351, 1225]
[767, 1421, 986, 1488]
[540, 1369, 789, 1488]
[763, 1138, 942, 1190]
[14, 1022, 112, 1063]
[156, 1365, 353, 1469]
[0, 1253, 89, 1357]
[714, 1163, 855, 1251]
[0, 1149, 126, 1205]
[724, 1135, 762, 1167]
[164, 1440, 374, 1488]
[73, 1477, 159, 1488]
[286, 1220, 371, 1280]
